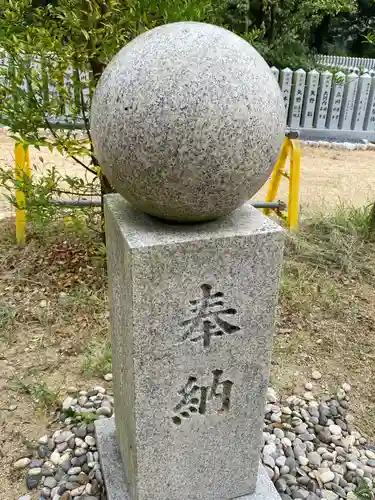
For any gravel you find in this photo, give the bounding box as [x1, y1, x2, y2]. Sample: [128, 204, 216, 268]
[263, 382, 375, 499]
[15, 377, 375, 500]
[15, 384, 114, 500]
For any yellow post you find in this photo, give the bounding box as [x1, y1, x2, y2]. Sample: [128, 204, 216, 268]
[287, 139, 301, 231]
[15, 143, 31, 245]
[263, 138, 290, 215]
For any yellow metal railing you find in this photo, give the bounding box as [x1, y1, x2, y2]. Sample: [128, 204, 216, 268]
[15, 143, 31, 245]
[13, 135, 301, 243]
[263, 134, 301, 231]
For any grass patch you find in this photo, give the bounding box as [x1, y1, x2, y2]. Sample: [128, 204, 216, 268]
[273, 203, 375, 437]
[287, 203, 375, 278]
[82, 339, 112, 377]
[0, 302, 18, 343]
[8, 377, 59, 410]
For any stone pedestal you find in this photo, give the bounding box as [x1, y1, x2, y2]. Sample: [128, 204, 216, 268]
[96, 417, 281, 500]
[100, 194, 284, 500]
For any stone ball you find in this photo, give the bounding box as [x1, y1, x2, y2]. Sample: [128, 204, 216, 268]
[91, 22, 285, 222]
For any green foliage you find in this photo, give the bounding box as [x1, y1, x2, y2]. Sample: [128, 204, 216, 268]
[0, 0, 220, 212]
[254, 40, 318, 71]
[317, 0, 375, 57]
[82, 339, 112, 377]
[286, 204, 375, 278]
[0, 159, 99, 232]
[62, 407, 99, 423]
[223, 0, 355, 69]
[0, 0, 363, 225]
[354, 479, 374, 500]
[9, 376, 59, 409]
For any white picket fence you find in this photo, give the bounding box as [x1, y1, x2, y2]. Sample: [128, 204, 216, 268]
[317, 54, 375, 72]
[272, 67, 375, 140]
[2, 51, 375, 140]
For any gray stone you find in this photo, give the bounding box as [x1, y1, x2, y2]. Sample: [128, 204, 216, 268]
[307, 451, 322, 467]
[318, 469, 335, 483]
[75, 425, 87, 439]
[318, 428, 332, 444]
[44, 477, 57, 489]
[96, 417, 282, 500]
[104, 195, 283, 500]
[321, 491, 338, 500]
[96, 406, 112, 417]
[280, 466, 290, 475]
[60, 460, 71, 473]
[91, 22, 285, 222]
[41, 488, 51, 498]
[263, 455, 276, 469]
[14, 457, 31, 469]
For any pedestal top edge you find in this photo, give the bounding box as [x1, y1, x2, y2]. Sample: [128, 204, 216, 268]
[104, 194, 284, 250]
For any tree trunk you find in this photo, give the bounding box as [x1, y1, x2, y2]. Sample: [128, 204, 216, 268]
[100, 174, 115, 243]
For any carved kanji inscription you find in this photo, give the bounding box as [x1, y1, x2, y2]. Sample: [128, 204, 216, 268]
[172, 370, 233, 425]
[179, 284, 240, 347]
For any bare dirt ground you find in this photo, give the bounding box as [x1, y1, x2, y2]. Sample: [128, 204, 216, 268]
[0, 220, 109, 499]
[1, 128, 375, 219]
[1, 128, 375, 499]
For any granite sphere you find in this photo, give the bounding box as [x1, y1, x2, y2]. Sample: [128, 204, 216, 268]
[91, 22, 285, 222]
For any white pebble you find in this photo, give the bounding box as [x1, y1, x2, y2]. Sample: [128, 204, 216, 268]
[38, 435, 48, 445]
[266, 387, 277, 403]
[346, 414, 355, 424]
[337, 388, 346, 400]
[104, 373, 113, 381]
[94, 385, 106, 394]
[71, 485, 85, 497]
[281, 406, 292, 415]
[276, 456, 286, 467]
[85, 435, 96, 447]
[75, 447, 87, 457]
[318, 469, 335, 483]
[305, 382, 313, 391]
[329, 424, 342, 435]
[346, 462, 357, 471]
[59, 452, 72, 464]
[75, 437, 87, 448]
[270, 413, 281, 423]
[62, 396, 75, 410]
[274, 428, 284, 439]
[342, 383, 351, 392]
[67, 386, 78, 394]
[365, 450, 375, 460]
[281, 437, 292, 448]
[263, 455, 275, 469]
[68, 466, 82, 475]
[311, 370, 322, 380]
[304, 392, 315, 401]
[280, 465, 289, 475]
[321, 491, 338, 500]
[263, 443, 276, 455]
[298, 456, 309, 466]
[28, 468, 42, 476]
[50, 451, 61, 465]
[96, 406, 112, 417]
[13, 457, 31, 469]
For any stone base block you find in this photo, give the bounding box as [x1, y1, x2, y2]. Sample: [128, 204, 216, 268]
[95, 417, 281, 500]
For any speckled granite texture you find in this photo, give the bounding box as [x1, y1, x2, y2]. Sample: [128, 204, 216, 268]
[91, 22, 285, 222]
[104, 194, 284, 500]
[96, 416, 281, 500]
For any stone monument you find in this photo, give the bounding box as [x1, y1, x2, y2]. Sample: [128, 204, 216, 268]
[91, 21, 285, 500]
